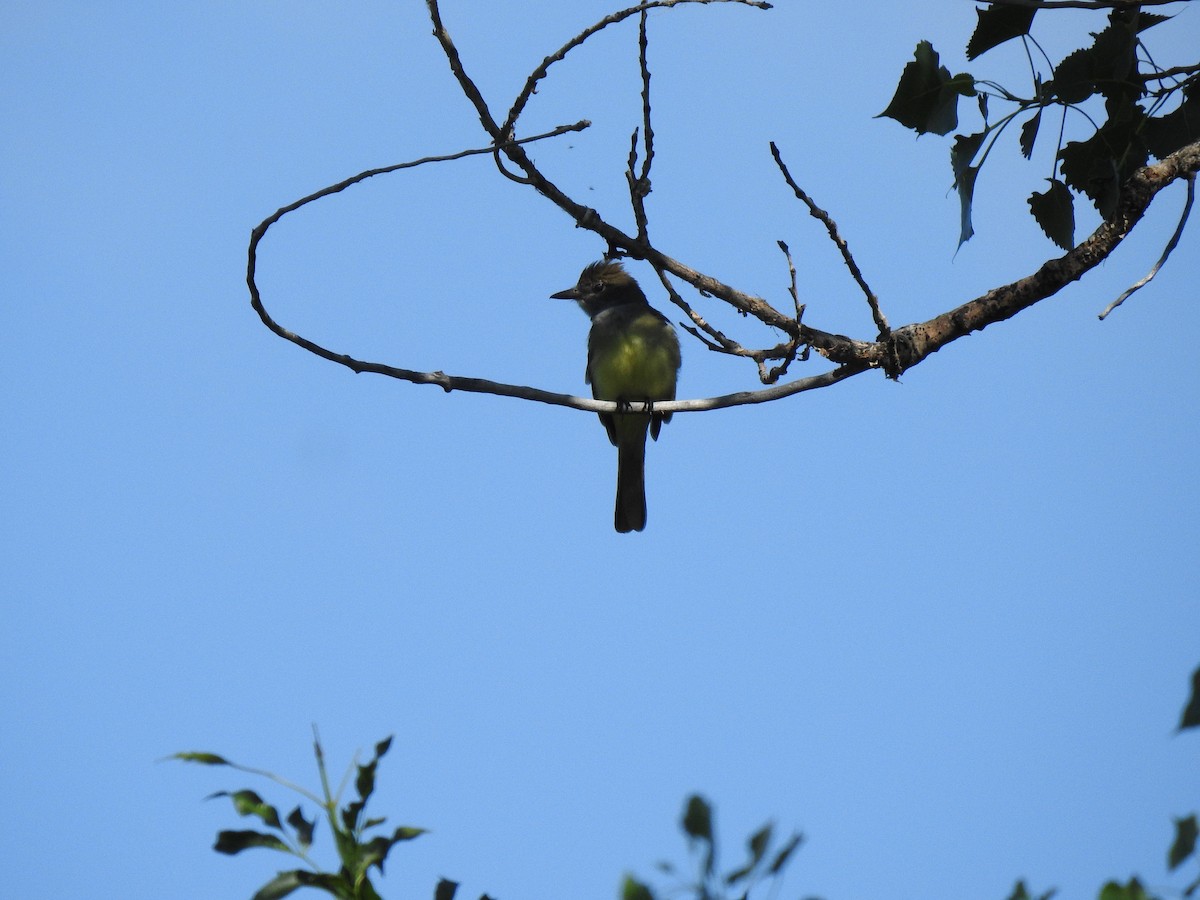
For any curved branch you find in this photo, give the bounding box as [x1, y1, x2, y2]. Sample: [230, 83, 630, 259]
[250, 6, 1198, 423]
[888, 139, 1200, 372]
[245, 125, 859, 419]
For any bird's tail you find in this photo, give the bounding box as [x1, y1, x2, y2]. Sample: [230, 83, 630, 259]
[615, 432, 648, 533]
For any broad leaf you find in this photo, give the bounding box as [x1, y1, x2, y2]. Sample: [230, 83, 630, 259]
[343, 800, 365, 832]
[622, 876, 656, 900]
[966, 5, 1036, 60]
[879, 41, 974, 136]
[434, 879, 459, 900]
[214, 829, 290, 856]
[682, 795, 715, 876]
[1058, 104, 1148, 219]
[356, 760, 379, 803]
[682, 795, 713, 844]
[952, 131, 986, 245]
[956, 164, 979, 246]
[252, 871, 304, 900]
[1098, 878, 1151, 900]
[1145, 85, 1200, 160]
[208, 790, 283, 830]
[287, 806, 315, 848]
[171, 751, 231, 766]
[361, 826, 429, 874]
[1134, 13, 1172, 33]
[1020, 109, 1042, 160]
[1051, 48, 1097, 104]
[1180, 665, 1200, 731]
[1028, 180, 1075, 250]
[1170, 815, 1198, 870]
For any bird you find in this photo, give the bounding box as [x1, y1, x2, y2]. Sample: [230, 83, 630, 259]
[551, 260, 681, 533]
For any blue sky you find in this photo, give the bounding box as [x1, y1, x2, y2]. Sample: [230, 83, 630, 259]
[2, 2, 1197, 899]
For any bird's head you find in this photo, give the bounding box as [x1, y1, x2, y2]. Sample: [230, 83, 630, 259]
[551, 260, 647, 317]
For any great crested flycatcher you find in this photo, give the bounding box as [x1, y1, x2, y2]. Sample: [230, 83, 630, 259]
[551, 260, 681, 533]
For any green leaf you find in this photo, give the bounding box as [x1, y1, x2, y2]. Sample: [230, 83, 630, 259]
[878, 41, 972, 136]
[682, 795, 714, 844]
[1090, 17, 1138, 96]
[1181, 666, 1200, 731]
[343, 800, 365, 832]
[726, 822, 773, 884]
[1098, 878, 1151, 900]
[1019, 110, 1042, 160]
[622, 875, 656, 900]
[1008, 880, 1057, 900]
[951, 131, 986, 246]
[361, 826, 429, 874]
[252, 871, 305, 900]
[374, 736, 394, 760]
[170, 751, 231, 766]
[287, 806, 315, 848]
[682, 795, 715, 876]
[213, 829, 290, 856]
[1134, 13, 1172, 33]
[356, 761, 378, 804]
[1146, 85, 1200, 161]
[747, 822, 772, 863]
[296, 871, 357, 898]
[767, 832, 803, 875]
[1058, 101, 1148, 219]
[966, 5, 1036, 60]
[1171, 815, 1199, 870]
[434, 879, 459, 900]
[207, 790, 283, 830]
[1028, 179, 1075, 250]
[1051, 47, 1097, 104]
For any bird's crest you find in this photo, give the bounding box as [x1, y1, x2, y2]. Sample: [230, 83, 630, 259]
[579, 260, 636, 289]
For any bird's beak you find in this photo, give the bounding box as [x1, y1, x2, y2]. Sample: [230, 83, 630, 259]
[550, 286, 578, 300]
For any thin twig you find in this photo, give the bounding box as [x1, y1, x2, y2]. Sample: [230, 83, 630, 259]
[1099, 172, 1194, 319]
[499, 0, 771, 140]
[770, 142, 890, 338]
[626, 9, 655, 242]
[652, 266, 749, 354]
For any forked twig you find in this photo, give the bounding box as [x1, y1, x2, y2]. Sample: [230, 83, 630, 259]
[771, 142, 890, 338]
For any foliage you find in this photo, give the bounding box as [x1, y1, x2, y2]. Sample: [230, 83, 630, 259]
[621, 794, 810, 900]
[173, 663, 1200, 899]
[171, 734, 491, 900]
[1003, 662, 1200, 900]
[879, 2, 1200, 248]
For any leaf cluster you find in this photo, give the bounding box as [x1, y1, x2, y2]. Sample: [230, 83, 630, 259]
[1006, 663, 1200, 900]
[171, 735, 491, 900]
[621, 794, 810, 900]
[879, 1, 1200, 248]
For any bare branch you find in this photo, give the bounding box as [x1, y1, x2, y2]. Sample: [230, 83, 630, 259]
[1099, 171, 1195, 319]
[626, 9, 655, 243]
[252, 5, 1199, 425]
[499, 0, 772, 141]
[429, 0, 807, 348]
[771, 142, 889, 338]
[651, 266, 751, 355]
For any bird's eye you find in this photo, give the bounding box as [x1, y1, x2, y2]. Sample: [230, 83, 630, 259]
[591, 280, 607, 293]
